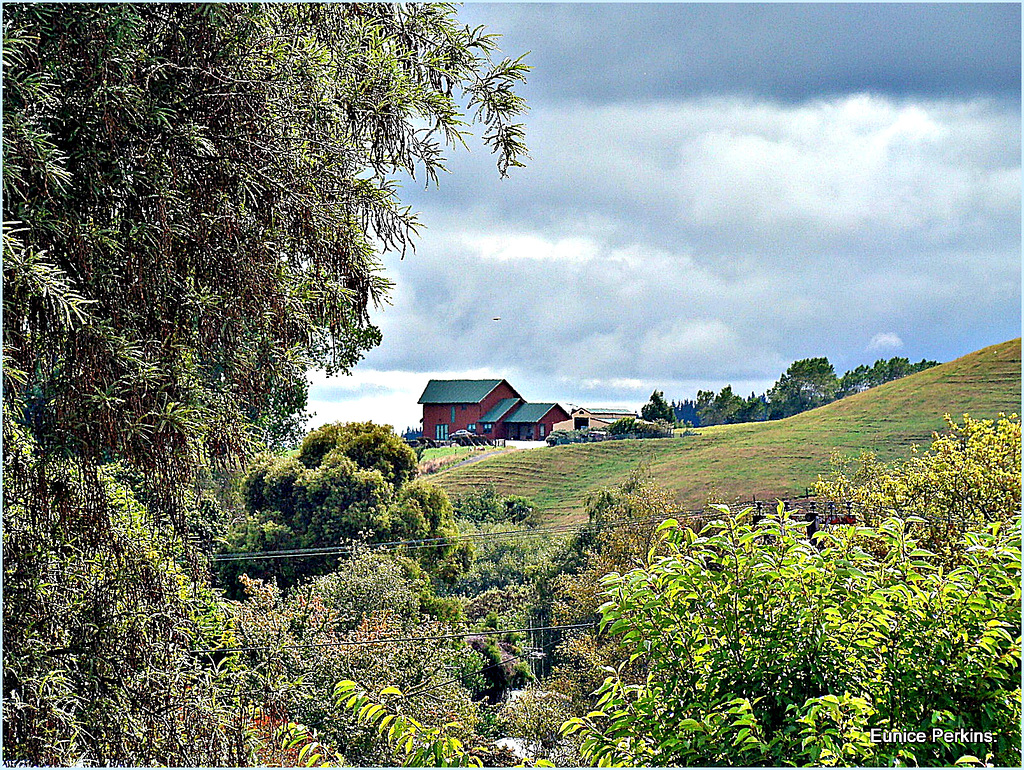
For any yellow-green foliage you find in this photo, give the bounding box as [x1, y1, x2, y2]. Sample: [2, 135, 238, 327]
[300, 422, 417, 488]
[815, 413, 1020, 564]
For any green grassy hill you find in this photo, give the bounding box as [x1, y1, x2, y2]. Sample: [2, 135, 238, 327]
[432, 339, 1021, 522]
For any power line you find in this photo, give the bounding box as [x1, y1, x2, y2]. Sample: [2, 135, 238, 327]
[213, 516, 647, 561]
[208, 502, 990, 564]
[211, 511, 715, 563]
[212, 521, 590, 562]
[190, 621, 596, 656]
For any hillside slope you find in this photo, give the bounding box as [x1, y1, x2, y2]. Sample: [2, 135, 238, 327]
[432, 339, 1021, 521]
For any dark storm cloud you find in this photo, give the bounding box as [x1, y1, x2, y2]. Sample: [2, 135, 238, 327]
[460, 3, 1021, 104]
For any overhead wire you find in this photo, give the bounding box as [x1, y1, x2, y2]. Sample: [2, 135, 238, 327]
[212, 521, 590, 562]
[190, 621, 596, 656]
[211, 519, 618, 562]
[209, 502, 916, 564]
[210, 510, 717, 563]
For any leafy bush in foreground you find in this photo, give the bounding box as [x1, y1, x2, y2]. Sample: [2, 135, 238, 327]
[564, 507, 1021, 767]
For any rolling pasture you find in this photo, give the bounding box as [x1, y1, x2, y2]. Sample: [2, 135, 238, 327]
[431, 339, 1021, 521]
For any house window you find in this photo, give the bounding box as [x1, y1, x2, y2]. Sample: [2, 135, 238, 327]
[435, 424, 449, 440]
[539, 425, 545, 438]
[451, 406, 456, 423]
[468, 424, 476, 432]
[461, 404, 467, 411]
[483, 423, 493, 433]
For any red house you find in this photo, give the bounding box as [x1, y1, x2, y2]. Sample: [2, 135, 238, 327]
[418, 379, 570, 441]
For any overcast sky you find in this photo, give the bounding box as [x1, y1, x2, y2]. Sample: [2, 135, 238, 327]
[308, 2, 1021, 433]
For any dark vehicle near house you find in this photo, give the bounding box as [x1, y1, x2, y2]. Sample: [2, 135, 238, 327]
[452, 430, 492, 447]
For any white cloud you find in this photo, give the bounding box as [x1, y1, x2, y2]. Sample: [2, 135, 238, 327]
[459, 233, 600, 264]
[429, 94, 1018, 258]
[868, 333, 904, 352]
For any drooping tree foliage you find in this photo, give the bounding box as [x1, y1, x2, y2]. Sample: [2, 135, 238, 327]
[3, 1, 528, 466]
[2, 410, 263, 765]
[2, 3, 526, 763]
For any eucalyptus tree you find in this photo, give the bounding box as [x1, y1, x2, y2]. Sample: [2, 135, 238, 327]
[2, 3, 527, 763]
[766, 356, 839, 419]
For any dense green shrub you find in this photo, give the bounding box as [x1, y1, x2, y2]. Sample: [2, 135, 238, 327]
[545, 428, 588, 445]
[564, 507, 1021, 767]
[299, 422, 417, 487]
[606, 416, 672, 437]
[220, 422, 467, 591]
[452, 487, 540, 526]
[303, 553, 426, 632]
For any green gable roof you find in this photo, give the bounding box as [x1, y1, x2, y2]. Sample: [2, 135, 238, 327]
[479, 398, 520, 423]
[505, 402, 561, 423]
[418, 379, 505, 404]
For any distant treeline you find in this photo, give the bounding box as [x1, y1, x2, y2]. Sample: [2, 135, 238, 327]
[673, 355, 939, 427]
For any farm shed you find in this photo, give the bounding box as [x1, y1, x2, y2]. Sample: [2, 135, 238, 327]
[553, 406, 638, 432]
